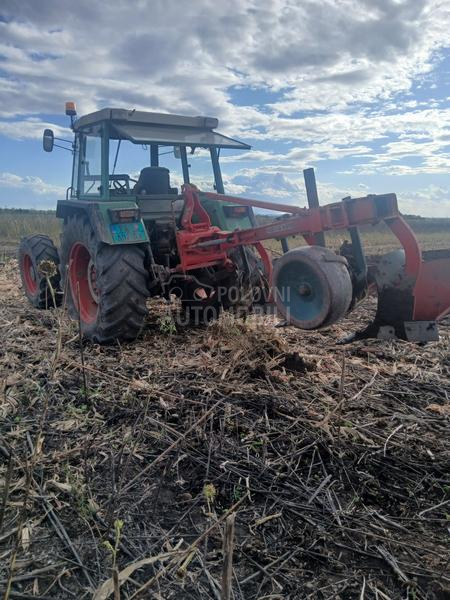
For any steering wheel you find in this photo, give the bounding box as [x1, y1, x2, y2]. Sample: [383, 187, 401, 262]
[113, 179, 128, 194]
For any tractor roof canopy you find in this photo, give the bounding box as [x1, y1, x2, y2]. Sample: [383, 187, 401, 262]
[73, 108, 250, 150]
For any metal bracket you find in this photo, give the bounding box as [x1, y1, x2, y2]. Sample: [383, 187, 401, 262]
[404, 321, 439, 342]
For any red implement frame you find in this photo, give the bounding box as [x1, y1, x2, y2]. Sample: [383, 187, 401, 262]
[176, 185, 450, 323]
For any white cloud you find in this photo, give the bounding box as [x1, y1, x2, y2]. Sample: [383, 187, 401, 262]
[221, 144, 373, 165]
[0, 0, 448, 123]
[220, 106, 450, 176]
[226, 166, 450, 217]
[397, 184, 450, 216]
[231, 170, 300, 199]
[0, 118, 71, 141]
[0, 172, 64, 196]
[0, 0, 449, 216]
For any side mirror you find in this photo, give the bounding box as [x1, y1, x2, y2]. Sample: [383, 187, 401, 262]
[173, 146, 181, 159]
[43, 129, 54, 152]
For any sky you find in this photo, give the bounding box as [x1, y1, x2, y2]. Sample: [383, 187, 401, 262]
[0, 0, 450, 217]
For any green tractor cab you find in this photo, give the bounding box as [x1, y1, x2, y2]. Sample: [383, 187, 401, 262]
[19, 104, 265, 342]
[54, 106, 255, 242]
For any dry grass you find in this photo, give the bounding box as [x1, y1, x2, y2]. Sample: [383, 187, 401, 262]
[0, 209, 61, 245]
[1, 257, 449, 599]
[263, 217, 450, 255]
[1, 208, 449, 256]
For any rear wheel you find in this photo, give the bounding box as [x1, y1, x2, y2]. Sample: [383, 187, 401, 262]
[18, 234, 61, 308]
[60, 215, 149, 343]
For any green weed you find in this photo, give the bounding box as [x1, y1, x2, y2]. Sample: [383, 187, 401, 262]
[158, 315, 177, 335]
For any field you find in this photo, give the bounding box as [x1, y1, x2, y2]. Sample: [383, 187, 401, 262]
[257, 213, 450, 255]
[1, 210, 450, 599]
[1, 208, 450, 256]
[0, 210, 61, 258]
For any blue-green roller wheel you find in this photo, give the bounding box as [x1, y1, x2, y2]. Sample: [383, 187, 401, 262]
[273, 246, 353, 330]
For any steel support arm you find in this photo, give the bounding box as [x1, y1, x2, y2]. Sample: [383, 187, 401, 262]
[195, 191, 400, 249]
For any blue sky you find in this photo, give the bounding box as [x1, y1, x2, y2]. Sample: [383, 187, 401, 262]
[0, 0, 450, 216]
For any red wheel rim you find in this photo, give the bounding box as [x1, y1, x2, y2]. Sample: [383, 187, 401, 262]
[69, 243, 99, 324]
[22, 254, 38, 294]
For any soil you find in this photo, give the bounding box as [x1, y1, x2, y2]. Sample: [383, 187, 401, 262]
[0, 258, 449, 600]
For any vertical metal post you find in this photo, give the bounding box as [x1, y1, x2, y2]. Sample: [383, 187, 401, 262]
[73, 134, 81, 198]
[180, 146, 190, 183]
[210, 147, 225, 194]
[150, 144, 159, 167]
[281, 238, 290, 253]
[101, 122, 110, 200]
[348, 225, 367, 290]
[303, 168, 325, 247]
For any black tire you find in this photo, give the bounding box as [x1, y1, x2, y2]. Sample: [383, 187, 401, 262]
[60, 214, 149, 343]
[18, 234, 61, 308]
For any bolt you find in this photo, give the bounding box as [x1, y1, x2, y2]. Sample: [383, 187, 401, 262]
[298, 283, 312, 297]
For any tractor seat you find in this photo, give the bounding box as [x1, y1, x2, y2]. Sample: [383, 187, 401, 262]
[134, 166, 178, 195]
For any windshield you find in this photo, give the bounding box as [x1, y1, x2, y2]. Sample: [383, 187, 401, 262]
[107, 141, 217, 196]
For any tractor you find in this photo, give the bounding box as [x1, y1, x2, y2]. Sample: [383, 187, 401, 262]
[18, 103, 450, 344]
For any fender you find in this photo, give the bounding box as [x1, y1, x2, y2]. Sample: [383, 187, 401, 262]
[56, 199, 149, 245]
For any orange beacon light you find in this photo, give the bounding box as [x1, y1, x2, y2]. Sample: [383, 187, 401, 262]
[65, 101, 77, 116]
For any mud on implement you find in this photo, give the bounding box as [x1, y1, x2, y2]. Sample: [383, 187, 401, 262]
[19, 104, 450, 343]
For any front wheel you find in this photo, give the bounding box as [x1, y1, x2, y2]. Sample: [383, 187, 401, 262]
[60, 215, 149, 343]
[18, 234, 61, 308]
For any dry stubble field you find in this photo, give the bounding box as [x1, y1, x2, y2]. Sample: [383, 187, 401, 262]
[0, 215, 450, 600]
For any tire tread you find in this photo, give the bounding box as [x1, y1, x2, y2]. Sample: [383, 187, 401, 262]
[60, 215, 149, 343]
[18, 235, 61, 309]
